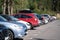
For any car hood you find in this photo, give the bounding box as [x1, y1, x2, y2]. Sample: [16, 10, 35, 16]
[10, 21, 26, 26]
[0, 21, 15, 25]
[9, 21, 27, 29]
[17, 20, 28, 24]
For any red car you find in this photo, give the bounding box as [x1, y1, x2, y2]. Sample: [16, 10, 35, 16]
[14, 13, 40, 29]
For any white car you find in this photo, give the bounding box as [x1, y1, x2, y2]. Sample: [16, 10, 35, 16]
[44, 19, 48, 24]
[0, 21, 26, 40]
[52, 16, 57, 20]
[17, 20, 31, 29]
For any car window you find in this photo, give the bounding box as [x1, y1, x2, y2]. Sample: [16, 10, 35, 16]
[1, 15, 12, 21]
[44, 15, 48, 17]
[42, 15, 49, 18]
[14, 15, 21, 18]
[44, 15, 49, 18]
[10, 16, 19, 21]
[20, 15, 32, 18]
[14, 14, 32, 18]
[36, 15, 41, 18]
[0, 16, 7, 21]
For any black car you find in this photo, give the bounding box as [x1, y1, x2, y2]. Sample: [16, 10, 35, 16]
[18, 10, 33, 13]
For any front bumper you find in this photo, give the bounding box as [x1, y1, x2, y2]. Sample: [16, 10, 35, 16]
[13, 28, 27, 39]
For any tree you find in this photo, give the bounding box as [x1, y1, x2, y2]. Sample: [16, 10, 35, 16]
[2, 0, 6, 14]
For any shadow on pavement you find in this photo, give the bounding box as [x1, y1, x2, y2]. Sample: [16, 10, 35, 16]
[31, 38, 55, 40]
[31, 38, 44, 40]
[14, 38, 23, 40]
[30, 28, 36, 30]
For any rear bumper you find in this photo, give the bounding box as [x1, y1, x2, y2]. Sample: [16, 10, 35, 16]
[32, 22, 40, 27]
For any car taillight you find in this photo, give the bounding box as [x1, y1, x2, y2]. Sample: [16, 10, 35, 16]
[35, 18, 37, 21]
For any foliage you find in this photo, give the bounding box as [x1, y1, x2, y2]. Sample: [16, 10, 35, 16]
[0, 0, 60, 15]
[0, 0, 3, 13]
[13, 0, 29, 13]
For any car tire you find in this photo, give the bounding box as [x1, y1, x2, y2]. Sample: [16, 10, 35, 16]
[14, 38, 23, 40]
[30, 26, 33, 29]
[0, 33, 4, 40]
[8, 30, 14, 40]
[29, 23, 34, 29]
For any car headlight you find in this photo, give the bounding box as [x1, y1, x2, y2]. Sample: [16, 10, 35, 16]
[26, 23, 30, 26]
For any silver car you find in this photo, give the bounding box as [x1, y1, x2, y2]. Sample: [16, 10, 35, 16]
[0, 21, 26, 40]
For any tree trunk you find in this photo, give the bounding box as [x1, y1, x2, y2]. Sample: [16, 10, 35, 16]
[2, 0, 6, 14]
[10, 6, 13, 15]
[8, 0, 10, 15]
[10, 0, 14, 15]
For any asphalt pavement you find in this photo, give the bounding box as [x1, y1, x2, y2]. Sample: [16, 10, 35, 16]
[24, 20, 60, 40]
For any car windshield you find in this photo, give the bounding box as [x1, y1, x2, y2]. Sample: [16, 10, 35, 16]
[34, 13, 41, 19]
[0, 16, 8, 22]
[1, 15, 19, 21]
[36, 15, 41, 19]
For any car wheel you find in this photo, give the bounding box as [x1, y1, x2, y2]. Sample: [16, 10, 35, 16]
[0, 33, 4, 40]
[8, 30, 14, 40]
[29, 23, 34, 29]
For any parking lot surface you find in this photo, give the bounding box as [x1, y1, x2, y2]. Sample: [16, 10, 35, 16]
[23, 20, 60, 40]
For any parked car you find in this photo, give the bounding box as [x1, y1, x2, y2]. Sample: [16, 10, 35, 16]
[1, 15, 31, 30]
[0, 15, 28, 32]
[14, 13, 40, 29]
[0, 21, 27, 40]
[0, 24, 9, 40]
[51, 16, 57, 20]
[1, 15, 27, 34]
[34, 13, 48, 24]
[0, 16, 27, 40]
[41, 14, 51, 22]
